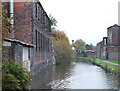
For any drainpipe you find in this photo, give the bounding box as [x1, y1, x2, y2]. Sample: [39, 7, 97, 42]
[9, 0, 14, 38]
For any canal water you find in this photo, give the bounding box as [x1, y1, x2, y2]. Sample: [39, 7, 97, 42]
[29, 61, 119, 89]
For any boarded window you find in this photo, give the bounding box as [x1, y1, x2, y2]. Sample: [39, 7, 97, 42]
[23, 47, 29, 61]
[22, 47, 30, 72]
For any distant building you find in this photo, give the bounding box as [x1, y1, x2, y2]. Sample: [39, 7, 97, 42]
[2, 0, 55, 73]
[76, 44, 97, 58]
[85, 44, 92, 50]
[96, 41, 103, 58]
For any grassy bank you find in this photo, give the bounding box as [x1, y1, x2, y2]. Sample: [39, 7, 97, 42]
[96, 57, 120, 64]
[76, 57, 120, 76]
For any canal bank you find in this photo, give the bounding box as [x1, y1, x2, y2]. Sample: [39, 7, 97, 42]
[76, 57, 120, 76]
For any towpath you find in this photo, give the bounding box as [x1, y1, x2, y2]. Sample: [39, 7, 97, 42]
[96, 59, 120, 66]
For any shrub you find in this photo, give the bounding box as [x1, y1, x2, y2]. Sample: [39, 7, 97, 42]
[2, 73, 20, 89]
[2, 61, 30, 90]
[53, 40, 75, 65]
[52, 30, 75, 65]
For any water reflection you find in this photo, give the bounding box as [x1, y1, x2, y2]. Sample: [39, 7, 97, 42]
[30, 61, 119, 89]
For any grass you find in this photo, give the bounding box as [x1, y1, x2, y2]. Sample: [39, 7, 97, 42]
[77, 57, 120, 64]
[96, 57, 120, 64]
[76, 57, 120, 76]
[94, 59, 119, 71]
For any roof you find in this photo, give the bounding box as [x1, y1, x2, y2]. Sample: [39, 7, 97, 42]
[4, 38, 34, 47]
[97, 41, 103, 46]
[107, 24, 120, 29]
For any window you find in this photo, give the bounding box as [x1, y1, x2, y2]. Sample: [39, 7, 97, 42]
[48, 38, 49, 52]
[38, 32, 40, 51]
[35, 30, 37, 51]
[43, 35, 45, 52]
[104, 39, 107, 45]
[23, 47, 29, 61]
[103, 37, 107, 45]
[22, 47, 30, 72]
[109, 32, 112, 40]
[41, 33, 42, 52]
[35, 3, 37, 17]
[38, 6, 40, 20]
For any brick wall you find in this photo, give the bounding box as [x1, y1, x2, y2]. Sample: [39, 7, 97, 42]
[96, 25, 120, 60]
[14, 2, 33, 44]
[108, 52, 118, 60]
[32, 2, 52, 64]
[3, 1, 54, 73]
[2, 46, 15, 61]
[13, 43, 23, 64]
[107, 46, 119, 60]
[96, 41, 103, 58]
[107, 25, 119, 46]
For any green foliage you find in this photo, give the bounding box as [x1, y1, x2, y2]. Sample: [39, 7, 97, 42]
[0, 5, 14, 43]
[2, 73, 20, 89]
[52, 30, 75, 65]
[52, 30, 69, 44]
[96, 57, 120, 64]
[49, 15, 75, 64]
[74, 39, 86, 52]
[2, 61, 30, 90]
[49, 14, 57, 30]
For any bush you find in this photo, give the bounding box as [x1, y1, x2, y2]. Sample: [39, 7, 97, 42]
[52, 30, 75, 65]
[2, 73, 20, 89]
[2, 61, 30, 90]
[53, 41, 75, 64]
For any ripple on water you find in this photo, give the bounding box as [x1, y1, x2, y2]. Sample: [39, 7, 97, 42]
[30, 61, 119, 89]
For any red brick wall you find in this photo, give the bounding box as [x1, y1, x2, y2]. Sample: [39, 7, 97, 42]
[14, 2, 33, 44]
[107, 46, 119, 52]
[2, 46, 15, 61]
[107, 46, 119, 60]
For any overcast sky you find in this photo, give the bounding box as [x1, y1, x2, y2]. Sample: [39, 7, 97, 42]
[40, 0, 119, 46]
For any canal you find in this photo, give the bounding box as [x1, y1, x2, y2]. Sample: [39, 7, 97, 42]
[29, 61, 119, 89]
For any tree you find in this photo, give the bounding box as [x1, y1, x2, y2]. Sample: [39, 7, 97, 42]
[49, 14, 75, 64]
[52, 30, 69, 44]
[74, 39, 86, 52]
[90, 43, 96, 50]
[52, 30, 75, 64]
[49, 14, 57, 30]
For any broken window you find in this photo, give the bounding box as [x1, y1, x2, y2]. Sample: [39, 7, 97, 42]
[103, 37, 107, 45]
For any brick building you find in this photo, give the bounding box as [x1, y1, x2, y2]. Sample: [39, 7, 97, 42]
[96, 41, 103, 58]
[107, 24, 120, 60]
[2, 0, 55, 73]
[96, 24, 120, 60]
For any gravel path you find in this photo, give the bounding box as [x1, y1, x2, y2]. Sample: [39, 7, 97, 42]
[96, 59, 120, 66]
